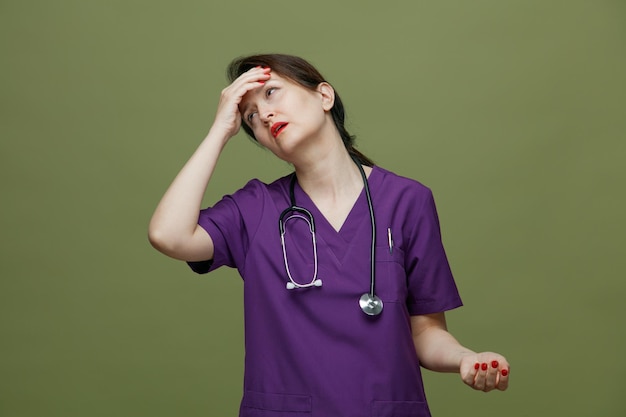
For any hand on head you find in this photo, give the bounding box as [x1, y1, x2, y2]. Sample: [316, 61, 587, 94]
[212, 66, 271, 140]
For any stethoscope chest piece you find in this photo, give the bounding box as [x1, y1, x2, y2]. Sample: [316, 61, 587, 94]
[359, 293, 383, 316]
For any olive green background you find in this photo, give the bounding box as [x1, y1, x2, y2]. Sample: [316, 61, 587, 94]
[1, 1, 624, 416]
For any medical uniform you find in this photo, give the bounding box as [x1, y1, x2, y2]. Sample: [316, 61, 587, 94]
[188, 166, 462, 417]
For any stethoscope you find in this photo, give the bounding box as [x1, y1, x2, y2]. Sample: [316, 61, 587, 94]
[278, 155, 383, 316]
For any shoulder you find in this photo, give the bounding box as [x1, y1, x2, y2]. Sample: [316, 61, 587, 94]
[228, 174, 292, 204]
[373, 165, 433, 200]
[370, 166, 441, 230]
[202, 174, 292, 235]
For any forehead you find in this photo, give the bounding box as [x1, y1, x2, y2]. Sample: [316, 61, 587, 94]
[238, 73, 302, 112]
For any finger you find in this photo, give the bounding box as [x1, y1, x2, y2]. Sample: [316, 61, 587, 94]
[496, 365, 510, 391]
[231, 66, 271, 89]
[461, 362, 480, 387]
[217, 69, 270, 115]
[222, 66, 270, 94]
[483, 360, 500, 392]
[222, 74, 269, 103]
[473, 362, 488, 391]
[220, 69, 271, 109]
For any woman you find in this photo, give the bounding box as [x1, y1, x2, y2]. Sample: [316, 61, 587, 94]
[149, 54, 509, 417]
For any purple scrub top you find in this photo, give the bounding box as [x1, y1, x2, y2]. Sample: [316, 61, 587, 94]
[189, 166, 462, 417]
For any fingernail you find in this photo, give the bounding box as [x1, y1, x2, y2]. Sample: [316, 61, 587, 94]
[474, 363, 480, 370]
[501, 369, 509, 377]
[258, 81, 265, 84]
[491, 360, 499, 368]
[481, 363, 488, 371]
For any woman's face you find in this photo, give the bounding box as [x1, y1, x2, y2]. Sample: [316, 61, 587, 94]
[239, 72, 334, 160]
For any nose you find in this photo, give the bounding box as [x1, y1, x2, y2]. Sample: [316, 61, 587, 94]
[258, 107, 275, 124]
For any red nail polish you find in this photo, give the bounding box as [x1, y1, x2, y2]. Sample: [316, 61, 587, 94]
[491, 360, 499, 368]
[258, 81, 265, 84]
[474, 363, 480, 370]
[481, 363, 488, 371]
[501, 369, 509, 377]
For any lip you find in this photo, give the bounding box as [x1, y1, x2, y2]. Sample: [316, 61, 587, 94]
[271, 122, 288, 138]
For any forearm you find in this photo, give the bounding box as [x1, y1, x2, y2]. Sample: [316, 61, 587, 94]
[410, 313, 510, 391]
[149, 66, 271, 260]
[148, 128, 228, 257]
[412, 324, 475, 373]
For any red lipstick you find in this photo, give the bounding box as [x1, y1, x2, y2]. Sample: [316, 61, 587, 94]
[271, 122, 288, 138]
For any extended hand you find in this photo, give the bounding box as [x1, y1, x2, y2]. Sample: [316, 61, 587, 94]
[460, 352, 509, 392]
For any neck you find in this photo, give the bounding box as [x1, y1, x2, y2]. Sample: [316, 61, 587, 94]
[293, 143, 370, 202]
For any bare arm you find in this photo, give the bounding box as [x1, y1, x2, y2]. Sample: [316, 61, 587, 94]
[148, 66, 271, 261]
[411, 313, 510, 392]
[148, 132, 225, 261]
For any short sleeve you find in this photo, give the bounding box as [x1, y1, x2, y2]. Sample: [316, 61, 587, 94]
[186, 179, 266, 275]
[404, 189, 462, 315]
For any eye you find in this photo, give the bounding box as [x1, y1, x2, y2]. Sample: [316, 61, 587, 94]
[246, 111, 258, 123]
[265, 87, 277, 97]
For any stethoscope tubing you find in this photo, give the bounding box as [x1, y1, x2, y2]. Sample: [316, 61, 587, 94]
[280, 211, 320, 289]
[355, 155, 377, 298]
[279, 155, 382, 315]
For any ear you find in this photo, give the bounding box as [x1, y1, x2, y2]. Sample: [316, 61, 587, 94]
[317, 82, 335, 111]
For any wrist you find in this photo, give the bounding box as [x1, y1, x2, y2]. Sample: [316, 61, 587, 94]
[205, 125, 233, 148]
[455, 350, 476, 369]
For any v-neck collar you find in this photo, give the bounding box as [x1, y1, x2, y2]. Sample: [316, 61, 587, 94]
[289, 166, 380, 265]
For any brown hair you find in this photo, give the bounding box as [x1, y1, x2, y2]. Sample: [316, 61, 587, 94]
[227, 54, 374, 167]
